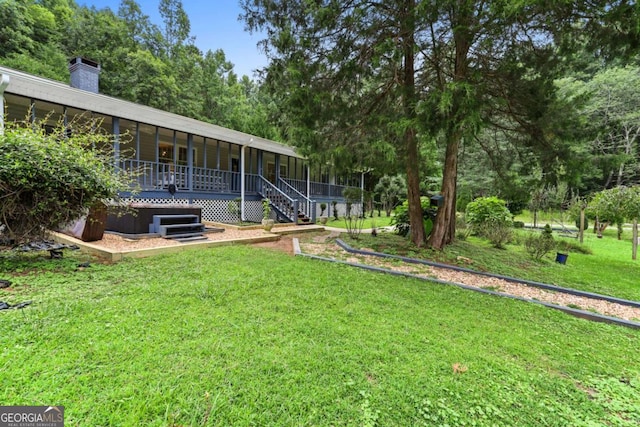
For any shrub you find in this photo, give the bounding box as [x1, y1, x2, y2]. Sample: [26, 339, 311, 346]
[524, 224, 556, 260]
[0, 118, 132, 244]
[465, 197, 513, 248]
[477, 223, 514, 249]
[341, 188, 366, 238]
[392, 197, 436, 238]
[466, 196, 513, 227]
[227, 198, 241, 222]
[513, 221, 525, 228]
[262, 198, 271, 220]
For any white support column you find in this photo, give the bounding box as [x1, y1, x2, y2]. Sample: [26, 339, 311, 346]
[187, 134, 194, 192]
[361, 171, 365, 215]
[113, 117, 120, 169]
[241, 144, 246, 222]
[241, 138, 254, 222]
[0, 74, 10, 135]
[306, 164, 311, 214]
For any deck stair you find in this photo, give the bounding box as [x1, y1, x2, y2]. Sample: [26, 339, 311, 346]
[298, 211, 311, 224]
[257, 176, 316, 224]
[149, 214, 207, 241]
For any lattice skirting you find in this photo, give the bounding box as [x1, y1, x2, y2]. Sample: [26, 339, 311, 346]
[192, 199, 262, 223]
[127, 197, 191, 206]
[124, 196, 262, 223]
[124, 196, 359, 222]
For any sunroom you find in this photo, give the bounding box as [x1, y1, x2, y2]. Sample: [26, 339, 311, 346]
[0, 63, 362, 224]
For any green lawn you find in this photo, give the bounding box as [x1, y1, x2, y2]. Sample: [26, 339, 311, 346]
[325, 213, 394, 230]
[1, 245, 639, 426]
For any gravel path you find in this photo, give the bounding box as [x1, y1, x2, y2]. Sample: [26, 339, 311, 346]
[298, 240, 640, 323]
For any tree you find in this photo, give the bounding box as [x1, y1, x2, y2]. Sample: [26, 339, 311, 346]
[588, 186, 627, 239]
[158, 0, 192, 58]
[0, 0, 68, 79]
[0, 0, 35, 57]
[374, 175, 406, 216]
[65, 5, 136, 94]
[241, 1, 629, 249]
[589, 186, 640, 259]
[622, 187, 640, 260]
[241, 0, 430, 247]
[0, 118, 132, 245]
[117, 0, 163, 54]
[1, 0, 282, 141]
[570, 66, 640, 188]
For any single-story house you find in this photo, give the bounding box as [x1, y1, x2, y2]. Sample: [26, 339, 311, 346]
[0, 59, 362, 224]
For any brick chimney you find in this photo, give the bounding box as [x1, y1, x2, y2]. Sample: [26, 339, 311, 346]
[69, 57, 100, 93]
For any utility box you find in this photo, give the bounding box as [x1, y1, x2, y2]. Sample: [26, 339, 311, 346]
[430, 194, 444, 208]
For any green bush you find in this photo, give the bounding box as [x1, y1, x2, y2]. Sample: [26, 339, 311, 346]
[0, 119, 132, 244]
[392, 197, 436, 238]
[523, 224, 556, 260]
[465, 197, 513, 248]
[513, 221, 525, 228]
[466, 196, 513, 227]
[477, 223, 514, 249]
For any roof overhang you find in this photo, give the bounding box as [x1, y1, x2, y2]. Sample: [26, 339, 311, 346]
[0, 65, 301, 158]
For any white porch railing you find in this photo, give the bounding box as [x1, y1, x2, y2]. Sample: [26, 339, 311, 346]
[119, 159, 353, 200]
[283, 178, 349, 198]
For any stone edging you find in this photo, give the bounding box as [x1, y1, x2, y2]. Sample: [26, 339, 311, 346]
[293, 238, 640, 330]
[51, 231, 280, 262]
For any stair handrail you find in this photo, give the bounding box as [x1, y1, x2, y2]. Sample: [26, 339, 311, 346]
[278, 178, 316, 222]
[257, 176, 299, 223]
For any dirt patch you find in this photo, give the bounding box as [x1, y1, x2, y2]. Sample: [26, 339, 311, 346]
[252, 235, 295, 255]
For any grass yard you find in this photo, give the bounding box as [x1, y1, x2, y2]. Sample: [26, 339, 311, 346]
[325, 213, 394, 230]
[1, 245, 639, 426]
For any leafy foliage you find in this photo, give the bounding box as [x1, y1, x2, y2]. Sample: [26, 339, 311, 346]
[262, 198, 271, 219]
[587, 186, 640, 258]
[561, 66, 640, 188]
[342, 187, 365, 239]
[227, 198, 241, 223]
[466, 197, 514, 248]
[524, 224, 556, 260]
[240, 0, 638, 250]
[588, 187, 628, 238]
[465, 197, 513, 228]
[392, 197, 436, 238]
[374, 175, 406, 217]
[0, 117, 132, 244]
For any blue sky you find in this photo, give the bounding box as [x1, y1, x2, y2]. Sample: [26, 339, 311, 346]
[79, 0, 268, 78]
